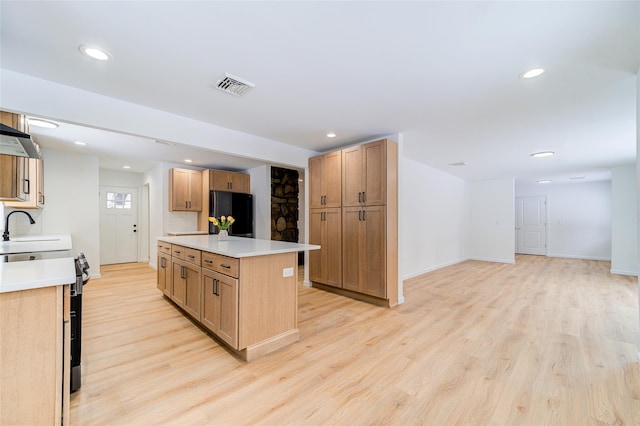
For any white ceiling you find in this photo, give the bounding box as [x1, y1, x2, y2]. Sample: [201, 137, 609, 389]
[1, 1, 638, 183]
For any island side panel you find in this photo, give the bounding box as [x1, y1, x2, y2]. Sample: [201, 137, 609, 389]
[238, 252, 298, 349]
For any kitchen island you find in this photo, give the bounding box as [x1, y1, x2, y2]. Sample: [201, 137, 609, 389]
[157, 235, 319, 361]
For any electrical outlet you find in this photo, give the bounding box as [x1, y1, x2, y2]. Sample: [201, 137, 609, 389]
[283, 267, 294, 277]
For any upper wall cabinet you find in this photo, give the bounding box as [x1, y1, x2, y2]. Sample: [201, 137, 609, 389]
[0, 111, 35, 203]
[210, 170, 250, 194]
[3, 155, 44, 208]
[309, 150, 342, 209]
[169, 168, 203, 211]
[342, 139, 387, 207]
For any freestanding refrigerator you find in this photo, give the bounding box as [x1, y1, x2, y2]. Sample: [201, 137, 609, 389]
[209, 191, 254, 237]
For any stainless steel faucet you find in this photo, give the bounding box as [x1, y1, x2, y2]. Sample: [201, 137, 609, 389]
[2, 210, 36, 241]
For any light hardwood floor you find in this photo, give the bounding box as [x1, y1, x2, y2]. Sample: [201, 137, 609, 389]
[71, 256, 640, 425]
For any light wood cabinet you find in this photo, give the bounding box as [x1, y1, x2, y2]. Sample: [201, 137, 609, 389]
[0, 284, 70, 425]
[342, 139, 387, 207]
[201, 268, 239, 349]
[309, 208, 342, 288]
[157, 251, 172, 297]
[308, 138, 398, 306]
[158, 241, 299, 361]
[0, 111, 32, 202]
[171, 256, 201, 321]
[342, 206, 386, 298]
[309, 151, 341, 209]
[0, 154, 29, 201]
[210, 170, 250, 193]
[4, 157, 44, 208]
[169, 168, 202, 211]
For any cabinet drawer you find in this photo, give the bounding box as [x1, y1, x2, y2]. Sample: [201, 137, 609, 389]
[201, 252, 239, 278]
[171, 245, 201, 265]
[157, 241, 172, 254]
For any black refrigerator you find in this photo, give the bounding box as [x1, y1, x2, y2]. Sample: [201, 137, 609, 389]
[209, 191, 254, 237]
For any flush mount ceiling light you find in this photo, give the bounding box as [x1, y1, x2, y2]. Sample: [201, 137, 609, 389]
[537, 179, 552, 184]
[79, 45, 111, 61]
[521, 68, 545, 79]
[530, 151, 555, 158]
[74, 141, 87, 146]
[123, 165, 131, 169]
[184, 159, 193, 163]
[326, 133, 337, 138]
[27, 118, 59, 129]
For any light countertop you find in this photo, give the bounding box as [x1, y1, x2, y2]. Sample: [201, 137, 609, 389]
[0, 234, 73, 255]
[167, 231, 209, 236]
[158, 235, 320, 258]
[0, 257, 76, 293]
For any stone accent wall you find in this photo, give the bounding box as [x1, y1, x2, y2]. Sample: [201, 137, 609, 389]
[271, 167, 299, 242]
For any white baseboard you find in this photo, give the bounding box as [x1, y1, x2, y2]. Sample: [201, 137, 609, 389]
[397, 295, 405, 304]
[402, 258, 469, 280]
[303, 280, 313, 288]
[469, 257, 516, 264]
[610, 269, 638, 277]
[547, 253, 611, 261]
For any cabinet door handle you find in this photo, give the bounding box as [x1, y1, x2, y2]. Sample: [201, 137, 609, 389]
[180, 266, 186, 279]
[358, 211, 362, 221]
[23, 179, 30, 195]
[216, 279, 220, 296]
[220, 264, 231, 269]
[362, 210, 366, 221]
[204, 259, 213, 264]
[358, 192, 361, 202]
[160, 258, 165, 268]
[188, 254, 195, 259]
[362, 192, 366, 203]
[174, 250, 181, 255]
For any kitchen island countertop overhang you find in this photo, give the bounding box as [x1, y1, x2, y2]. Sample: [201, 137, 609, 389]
[157, 235, 320, 258]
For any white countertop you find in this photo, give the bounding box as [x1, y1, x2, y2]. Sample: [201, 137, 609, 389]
[158, 235, 320, 258]
[0, 257, 76, 293]
[167, 231, 209, 236]
[0, 234, 73, 255]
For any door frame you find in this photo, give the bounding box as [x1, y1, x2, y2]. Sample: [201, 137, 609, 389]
[515, 195, 548, 256]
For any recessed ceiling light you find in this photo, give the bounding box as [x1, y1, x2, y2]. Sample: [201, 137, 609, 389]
[123, 165, 131, 169]
[326, 133, 336, 138]
[27, 118, 59, 129]
[530, 151, 555, 158]
[537, 179, 552, 184]
[79, 45, 111, 61]
[184, 159, 193, 163]
[74, 141, 87, 146]
[521, 68, 545, 79]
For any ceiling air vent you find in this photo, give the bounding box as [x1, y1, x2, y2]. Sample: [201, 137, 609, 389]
[214, 73, 255, 97]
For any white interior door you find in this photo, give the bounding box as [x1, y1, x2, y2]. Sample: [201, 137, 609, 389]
[100, 186, 138, 265]
[515, 196, 547, 255]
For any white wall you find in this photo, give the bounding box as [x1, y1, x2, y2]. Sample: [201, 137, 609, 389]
[144, 163, 163, 269]
[611, 165, 638, 275]
[401, 158, 469, 279]
[517, 181, 612, 260]
[247, 165, 271, 240]
[468, 178, 515, 263]
[3, 149, 102, 276]
[99, 169, 144, 187]
[636, 69, 639, 355]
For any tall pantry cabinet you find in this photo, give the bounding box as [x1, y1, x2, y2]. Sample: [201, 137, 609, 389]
[308, 138, 398, 307]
